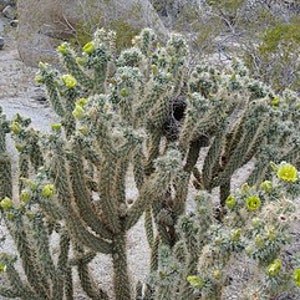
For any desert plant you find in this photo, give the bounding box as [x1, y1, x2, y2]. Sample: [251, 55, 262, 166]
[0, 28, 299, 299]
[142, 162, 300, 299]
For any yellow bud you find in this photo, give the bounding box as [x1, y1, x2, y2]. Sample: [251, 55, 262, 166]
[152, 64, 158, 76]
[34, 75, 43, 84]
[187, 275, 204, 289]
[51, 123, 62, 131]
[241, 183, 250, 193]
[26, 212, 36, 219]
[76, 98, 88, 107]
[213, 269, 221, 280]
[225, 195, 235, 210]
[255, 235, 264, 248]
[10, 121, 21, 134]
[231, 228, 242, 241]
[82, 41, 95, 54]
[78, 126, 89, 136]
[6, 212, 15, 220]
[20, 191, 31, 204]
[267, 259, 281, 276]
[251, 217, 261, 228]
[266, 227, 276, 240]
[61, 74, 77, 89]
[0, 264, 6, 273]
[293, 269, 300, 287]
[76, 56, 87, 65]
[41, 184, 55, 198]
[0, 197, 13, 210]
[260, 180, 273, 193]
[57, 43, 69, 55]
[270, 97, 280, 107]
[15, 143, 25, 152]
[72, 104, 85, 119]
[120, 88, 129, 97]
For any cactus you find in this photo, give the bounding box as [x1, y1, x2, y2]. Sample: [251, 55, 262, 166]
[0, 28, 299, 299]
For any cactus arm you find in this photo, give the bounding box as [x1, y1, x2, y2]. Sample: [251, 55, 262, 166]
[184, 139, 204, 174]
[125, 180, 161, 231]
[126, 149, 182, 230]
[202, 123, 227, 190]
[38, 64, 65, 118]
[97, 158, 121, 234]
[58, 48, 94, 90]
[132, 144, 145, 190]
[144, 206, 154, 247]
[68, 140, 113, 239]
[64, 266, 74, 300]
[13, 218, 50, 299]
[144, 131, 162, 175]
[74, 243, 109, 300]
[52, 229, 71, 300]
[31, 214, 57, 284]
[52, 141, 112, 254]
[0, 262, 38, 299]
[111, 231, 132, 300]
[247, 160, 269, 186]
[0, 288, 21, 299]
[173, 172, 190, 217]
[93, 57, 108, 95]
[0, 153, 12, 199]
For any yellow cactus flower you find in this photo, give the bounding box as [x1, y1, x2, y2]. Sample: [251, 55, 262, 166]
[246, 196, 261, 211]
[293, 269, 300, 287]
[225, 195, 235, 210]
[61, 74, 77, 89]
[82, 41, 95, 54]
[277, 163, 298, 182]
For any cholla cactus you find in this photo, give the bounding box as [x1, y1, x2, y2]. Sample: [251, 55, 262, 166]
[0, 28, 299, 299]
[146, 163, 300, 300]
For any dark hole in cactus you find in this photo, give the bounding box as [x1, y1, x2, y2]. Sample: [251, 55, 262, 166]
[163, 95, 187, 141]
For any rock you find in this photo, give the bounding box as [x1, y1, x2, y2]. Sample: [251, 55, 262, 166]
[0, 36, 4, 50]
[2, 5, 16, 19]
[17, 0, 168, 66]
[9, 19, 18, 27]
[0, 17, 5, 32]
[30, 87, 47, 103]
[0, 0, 14, 11]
